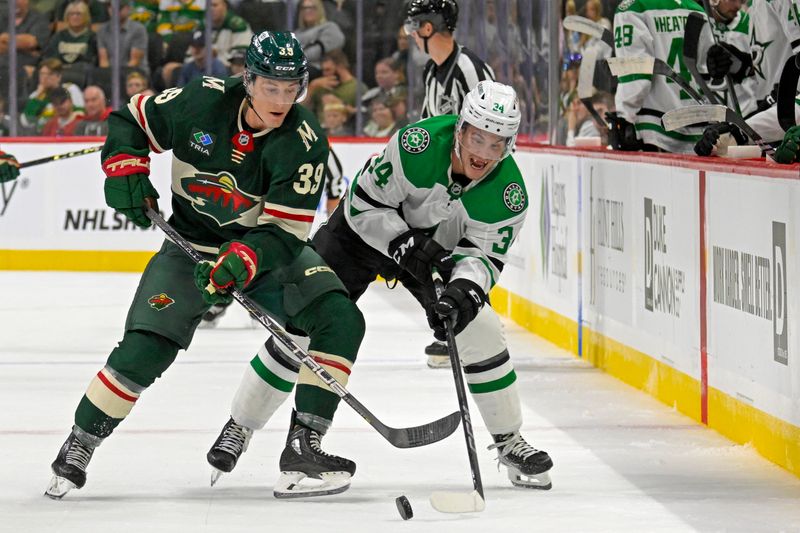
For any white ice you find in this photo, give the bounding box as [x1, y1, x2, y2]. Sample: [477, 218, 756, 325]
[1, 272, 800, 532]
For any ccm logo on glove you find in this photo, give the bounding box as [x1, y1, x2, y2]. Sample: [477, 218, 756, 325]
[388, 229, 455, 283]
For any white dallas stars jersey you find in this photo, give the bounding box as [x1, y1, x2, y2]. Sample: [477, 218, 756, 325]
[748, 0, 800, 102]
[343, 115, 527, 294]
[710, 9, 759, 117]
[614, 0, 705, 153]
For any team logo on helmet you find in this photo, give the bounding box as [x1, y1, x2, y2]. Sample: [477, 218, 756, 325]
[180, 171, 260, 226]
[401, 127, 430, 154]
[503, 183, 526, 213]
[148, 293, 175, 311]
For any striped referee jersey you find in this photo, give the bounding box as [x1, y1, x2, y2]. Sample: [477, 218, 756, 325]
[420, 44, 495, 119]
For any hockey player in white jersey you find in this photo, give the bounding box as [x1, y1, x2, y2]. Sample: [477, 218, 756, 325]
[609, 0, 705, 153]
[207, 80, 554, 492]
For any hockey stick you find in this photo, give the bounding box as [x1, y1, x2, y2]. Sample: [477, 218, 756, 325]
[144, 206, 461, 449]
[19, 145, 102, 169]
[683, 12, 725, 105]
[700, 0, 742, 115]
[777, 55, 800, 132]
[562, 15, 613, 49]
[429, 271, 485, 514]
[578, 47, 608, 134]
[605, 56, 706, 104]
[661, 104, 775, 156]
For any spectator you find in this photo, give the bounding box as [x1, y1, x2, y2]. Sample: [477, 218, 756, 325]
[228, 47, 245, 76]
[362, 95, 397, 138]
[125, 70, 150, 97]
[74, 84, 111, 135]
[321, 100, 353, 137]
[43, 0, 99, 67]
[21, 58, 85, 132]
[294, 0, 345, 71]
[579, 0, 611, 55]
[0, 95, 11, 136]
[306, 49, 367, 125]
[53, 0, 109, 32]
[156, 0, 205, 41]
[40, 86, 84, 136]
[97, 0, 149, 73]
[129, 0, 160, 33]
[361, 57, 406, 110]
[210, 0, 252, 66]
[360, 0, 403, 87]
[176, 30, 228, 87]
[0, 0, 51, 74]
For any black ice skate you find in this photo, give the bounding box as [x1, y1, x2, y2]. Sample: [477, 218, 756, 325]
[45, 432, 96, 499]
[207, 417, 253, 486]
[274, 412, 356, 499]
[488, 432, 553, 490]
[197, 303, 229, 329]
[425, 340, 452, 368]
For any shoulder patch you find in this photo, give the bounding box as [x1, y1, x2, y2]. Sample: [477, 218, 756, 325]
[400, 127, 430, 154]
[503, 183, 526, 213]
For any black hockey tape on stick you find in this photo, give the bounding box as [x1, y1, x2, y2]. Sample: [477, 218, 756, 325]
[429, 271, 485, 514]
[19, 145, 102, 169]
[683, 12, 724, 105]
[562, 15, 613, 49]
[578, 47, 608, 134]
[144, 206, 461, 449]
[701, 0, 742, 115]
[777, 55, 800, 132]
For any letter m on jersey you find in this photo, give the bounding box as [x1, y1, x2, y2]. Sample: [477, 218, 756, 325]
[297, 121, 318, 152]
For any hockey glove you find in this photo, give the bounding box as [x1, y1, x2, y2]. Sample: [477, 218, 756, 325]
[102, 153, 158, 229]
[707, 43, 753, 84]
[388, 229, 455, 284]
[606, 112, 643, 151]
[774, 125, 800, 164]
[194, 241, 260, 305]
[694, 122, 748, 157]
[428, 278, 486, 341]
[0, 151, 20, 183]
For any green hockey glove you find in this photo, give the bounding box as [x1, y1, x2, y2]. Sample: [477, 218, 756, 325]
[102, 153, 158, 228]
[194, 261, 233, 305]
[774, 126, 800, 164]
[194, 241, 260, 305]
[0, 151, 20, 183]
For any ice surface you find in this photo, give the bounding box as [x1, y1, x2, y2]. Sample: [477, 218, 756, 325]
[1, 272, 799, 532]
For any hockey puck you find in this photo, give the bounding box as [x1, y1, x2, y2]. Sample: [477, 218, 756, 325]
[395, 495, 413, 520]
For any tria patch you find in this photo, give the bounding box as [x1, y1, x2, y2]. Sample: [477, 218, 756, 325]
[503, 183, 526, 213]
[401, 127, 430, 154]
[181, 171, 260, 225]
[190, 127, 216, 156]
[148, 293, 175, 311]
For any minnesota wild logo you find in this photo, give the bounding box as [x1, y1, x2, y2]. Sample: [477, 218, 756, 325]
[148, 293, 175, 311]
[181, 171, 260, 226]
[401, 127, 430, 154]
[504, 183, 526, 213]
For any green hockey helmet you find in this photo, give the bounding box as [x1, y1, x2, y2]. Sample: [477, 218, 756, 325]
[244, 31, 309, 102]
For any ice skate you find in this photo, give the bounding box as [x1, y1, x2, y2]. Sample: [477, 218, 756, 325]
[489, 432, 553, 490]
[425, 340, 452, 368]
[274, 412, 356, 499]
[197, 303, 229, 329]
[45, 432, 96, 499]
[207, 417, 253, 486]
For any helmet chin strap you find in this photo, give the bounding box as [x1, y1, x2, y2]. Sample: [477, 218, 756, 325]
[243, 70, 269, 128]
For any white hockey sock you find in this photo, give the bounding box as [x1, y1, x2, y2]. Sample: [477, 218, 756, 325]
[463, 350, 523, 435]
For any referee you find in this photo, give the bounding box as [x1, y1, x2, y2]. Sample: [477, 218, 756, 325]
[404, 0, 495, 119]
[404, 0, 495, 367]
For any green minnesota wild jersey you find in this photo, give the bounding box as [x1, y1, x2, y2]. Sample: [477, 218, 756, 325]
[103, 75, 329, 270]
[344, 115, 528, 294]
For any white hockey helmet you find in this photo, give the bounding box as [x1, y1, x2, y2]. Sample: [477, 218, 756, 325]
[456, 80, 521, 160]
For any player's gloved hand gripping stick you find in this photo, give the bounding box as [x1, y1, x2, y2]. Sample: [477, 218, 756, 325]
[429, 270, 486, 514]
[145, 206, 461, 449]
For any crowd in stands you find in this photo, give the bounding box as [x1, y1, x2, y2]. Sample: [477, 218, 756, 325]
[0, 0, 410, 138]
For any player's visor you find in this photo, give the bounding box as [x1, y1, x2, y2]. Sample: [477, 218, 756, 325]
[403, 18, 422, 35]
[459, 125, 509, 161]
[251, 75, 306, 104]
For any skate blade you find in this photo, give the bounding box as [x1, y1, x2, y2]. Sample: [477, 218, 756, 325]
[210, 468, 224, 487]
[426, 355, 452, 369]
[429, 490, 485, 513]
[273, 471, 351, 499]
[44, 475, 76, 500]
[508, 468, 552, 490]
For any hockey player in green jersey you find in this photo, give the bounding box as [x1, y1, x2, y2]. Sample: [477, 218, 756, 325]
[0, 150, 20, 182]
[209, 80, 554, 490]
[45, 31, 365, 499]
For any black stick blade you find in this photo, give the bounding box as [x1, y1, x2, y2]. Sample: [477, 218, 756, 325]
[386, 411, 461, 448]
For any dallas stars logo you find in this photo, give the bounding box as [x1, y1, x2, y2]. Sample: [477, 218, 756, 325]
[504, 183, 525, 213]
[750, 30, 773, 81]
[181, 171, 260, 226]
[401, 127, 430, 154]
[148, 293, 175, 311]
